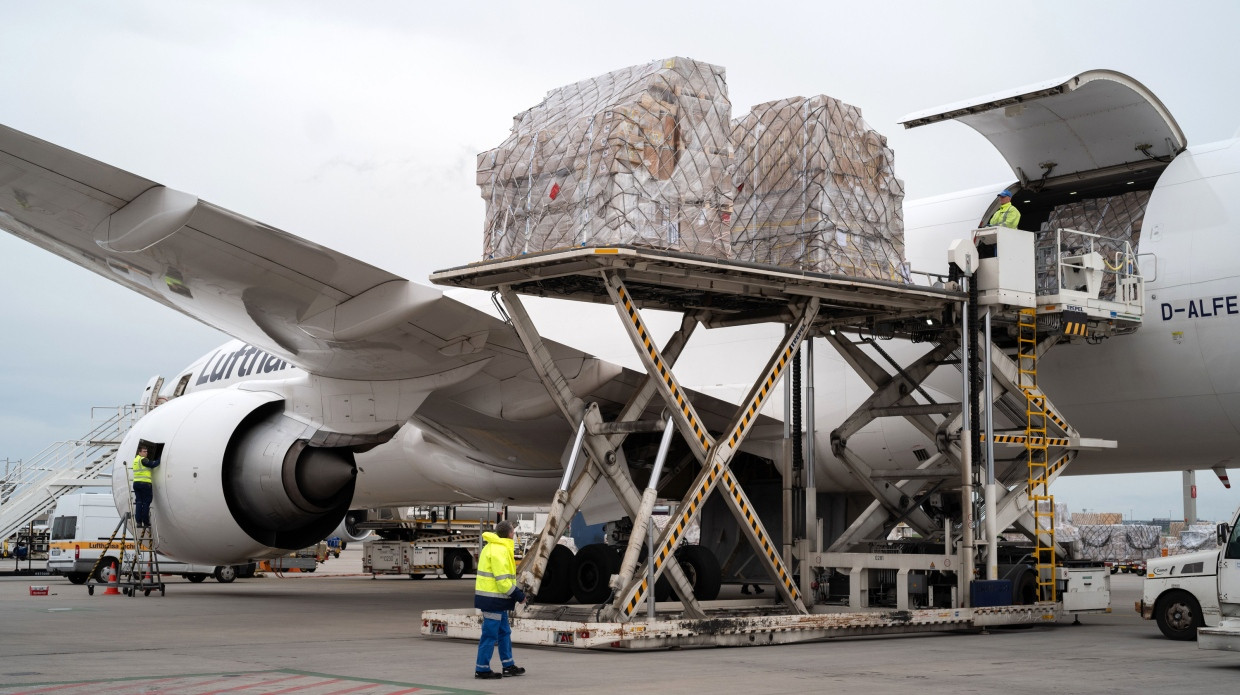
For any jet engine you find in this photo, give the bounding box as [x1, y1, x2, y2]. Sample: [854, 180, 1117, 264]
[330, 509, 372, 544]
[112, 388, 358, 564]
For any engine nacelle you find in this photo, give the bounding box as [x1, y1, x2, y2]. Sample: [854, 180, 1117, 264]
[113, 388, 357, 564]
[330, 509, 372, 543]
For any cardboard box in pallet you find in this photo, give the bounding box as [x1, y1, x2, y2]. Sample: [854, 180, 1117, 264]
[730, 95, 906, 281]
[1035, 190, 1150, 297]
[479, 57, 735, 259]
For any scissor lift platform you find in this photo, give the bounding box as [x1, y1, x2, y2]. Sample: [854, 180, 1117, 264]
[431, 245, 962, 334]
[422, 602, 1060, 650]
[424, 245, 1104, 649]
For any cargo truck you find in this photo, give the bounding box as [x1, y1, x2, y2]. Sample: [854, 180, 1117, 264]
[1138, 504, 1240, 647]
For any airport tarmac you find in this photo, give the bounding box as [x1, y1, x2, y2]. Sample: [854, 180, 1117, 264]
[2, 549, 1237, 694]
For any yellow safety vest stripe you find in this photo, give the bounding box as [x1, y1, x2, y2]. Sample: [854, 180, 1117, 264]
[988, 203, 1021, 229]
[474, 533, 518, 598]
[132, 455, 153, 483]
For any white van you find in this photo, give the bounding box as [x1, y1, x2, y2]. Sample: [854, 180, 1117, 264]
[47, 492, 252, 583]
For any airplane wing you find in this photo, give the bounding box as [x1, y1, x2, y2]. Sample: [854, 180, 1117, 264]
[0, 122, 511, 382]
[0, 123, 770, 464]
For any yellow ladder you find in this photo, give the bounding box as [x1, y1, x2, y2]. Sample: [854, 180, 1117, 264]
[1018, 308, 1056, 602]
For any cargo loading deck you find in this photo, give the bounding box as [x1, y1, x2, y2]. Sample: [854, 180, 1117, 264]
[422, 243, 1120, 649]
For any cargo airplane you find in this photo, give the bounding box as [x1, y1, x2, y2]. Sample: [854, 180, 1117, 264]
[0, 69, 1234, 575]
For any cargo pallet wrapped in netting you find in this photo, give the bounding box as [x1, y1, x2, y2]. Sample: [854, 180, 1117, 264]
[730, 95, 907, 280]
[1074, 523, 1163, 562]
[1036, 190, 1150, 298]
[478, 58, 909, 282]
[1162, 523, 1219, 556]
[478, 57, 735, 259]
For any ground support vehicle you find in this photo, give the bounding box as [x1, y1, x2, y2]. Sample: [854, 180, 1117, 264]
[258, 544, 324, 573]
[47, 492, 248, 587]
[361, 514, 483, 579]
[421, 241, 1125, 648]
[1140, 505, 1240, 648]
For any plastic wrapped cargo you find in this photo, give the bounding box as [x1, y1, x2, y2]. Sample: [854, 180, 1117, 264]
[1077, 523, 1163, 562]
[1036, 190, 1151, 297]
[478, 57, 735, 259]
[1163, 523, 1219, 555]
[730, 95, 907, 281]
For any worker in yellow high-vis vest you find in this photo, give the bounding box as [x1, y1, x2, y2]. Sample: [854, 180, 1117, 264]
[131, 445, 160, 527]
[473, 520, 527, 679]
[988, 189, 1022, 229]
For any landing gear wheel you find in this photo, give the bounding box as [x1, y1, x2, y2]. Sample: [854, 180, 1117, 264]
[635, 543, 672, 602]
[533, 545, 575, 603]
[444, 549, 469, 580]
[1156, 590, 1204, 641]
[675, 545, 722, 601]
[409, 573, 426, 580]
[570, 543, 620, 604]
[214, 565, 237, 584]
[67, 573, 88, 585]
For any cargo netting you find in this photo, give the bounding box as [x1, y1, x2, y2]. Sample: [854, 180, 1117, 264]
[730, 95, 907, 280]
[478, 58, 908, 281]
[479, 57, 734, 259]
[1162, 523, 1219, 556]
[1036, 190, 1150, 298]
[1074, 523, 1163, 562]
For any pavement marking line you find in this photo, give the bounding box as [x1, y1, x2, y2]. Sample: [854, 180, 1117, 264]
[265, 677, 345, 694]
[318, 684, 383, 695]
[9, 683, 92, 693]
[0, 670, 486, 695]
[170, 672, 310, 695]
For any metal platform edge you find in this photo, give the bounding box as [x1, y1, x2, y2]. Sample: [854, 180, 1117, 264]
[430, 246, 962, 327]
[420, 603, 1061, 649]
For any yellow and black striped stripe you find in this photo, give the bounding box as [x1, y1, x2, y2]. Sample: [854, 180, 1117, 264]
[622, 465, 801, 616]
[1062, 321, 1089, 337]
[616, 284, 712, 452]
[1023, 393, 1070, 433]
[720, 470, 797, 598]
[623, 461, 721, 616]
[728, 321, 809, 449]
[1049, 452, 1071, 476]
[982, 434, 1070, 447]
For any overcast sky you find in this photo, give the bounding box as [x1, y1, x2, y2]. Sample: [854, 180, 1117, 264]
[2, 0, 1239, 522]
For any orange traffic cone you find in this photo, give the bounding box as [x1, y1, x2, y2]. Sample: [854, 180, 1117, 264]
[103, 566, 120, 595]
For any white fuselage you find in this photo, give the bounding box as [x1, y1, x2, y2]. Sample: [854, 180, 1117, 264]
[152, 136, 1240, 510]
[904, 137, 1240, 476]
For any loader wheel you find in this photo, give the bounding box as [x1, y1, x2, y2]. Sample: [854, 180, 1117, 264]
[1012, 570, 1038, 605]
[570, 543, 620, 604]
[1156, 590, 1204, 641]
[534, 545, 574, 603]
[444, 549, 469, 580]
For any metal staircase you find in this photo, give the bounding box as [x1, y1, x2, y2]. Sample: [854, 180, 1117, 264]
[0, 405, 143, 540]
[1018, 308, 1057, 602]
